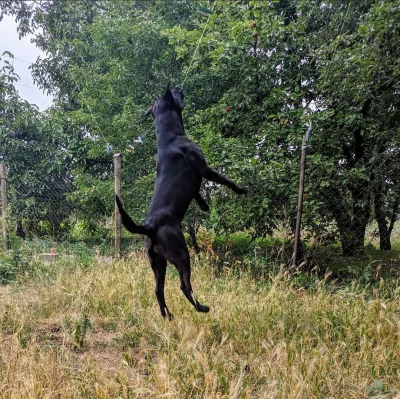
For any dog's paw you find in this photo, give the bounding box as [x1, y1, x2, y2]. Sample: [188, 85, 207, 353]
[197, 304, 210, 313]
[164, 312, 174, 321]
[236, 186, 247, 195]
[161, 306, 174, 321]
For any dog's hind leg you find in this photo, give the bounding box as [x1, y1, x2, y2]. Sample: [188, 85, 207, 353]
[146, 241, 174, 320]
[202, 167, 247, 195]
[165, 238, 209, 313]
[175, 253, 210, 313]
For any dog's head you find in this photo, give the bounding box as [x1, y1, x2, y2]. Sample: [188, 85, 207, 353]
[145, 85, 184, 118]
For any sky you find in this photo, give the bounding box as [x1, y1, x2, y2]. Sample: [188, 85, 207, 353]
[0, 14, 53, 111]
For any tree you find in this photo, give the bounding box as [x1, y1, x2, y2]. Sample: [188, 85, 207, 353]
[166, 0, 400, 255]
[309, 0, 400, 253]
[2, 0, 399, 257]
[0, 54, 73, 237]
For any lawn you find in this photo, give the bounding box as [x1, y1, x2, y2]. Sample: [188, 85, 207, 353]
[0, 251, 399, 398]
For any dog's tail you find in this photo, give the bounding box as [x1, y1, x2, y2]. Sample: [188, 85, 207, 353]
[115, 195, 154, 238]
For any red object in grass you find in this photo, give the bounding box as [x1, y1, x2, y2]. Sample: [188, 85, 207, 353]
[251, 21, 257, 28]
[252, 32, 258, 39]
[225, 106, 231, 112]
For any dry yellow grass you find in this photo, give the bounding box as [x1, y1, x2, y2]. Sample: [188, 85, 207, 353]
[0, 251, 399, 398]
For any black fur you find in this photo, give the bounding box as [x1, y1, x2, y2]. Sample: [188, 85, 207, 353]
[116, 85, 246, 319]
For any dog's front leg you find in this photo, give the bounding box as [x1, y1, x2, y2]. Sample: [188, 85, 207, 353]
[203, 167, 247, 195]
[189, 145, 247, 195]
[194, 192, 210, 212]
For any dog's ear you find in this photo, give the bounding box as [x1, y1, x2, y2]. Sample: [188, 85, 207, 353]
[163, 86, 174, 105]
[145, 106, 153, 117]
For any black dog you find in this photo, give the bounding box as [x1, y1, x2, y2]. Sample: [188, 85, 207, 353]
[116, 85, 246, 319]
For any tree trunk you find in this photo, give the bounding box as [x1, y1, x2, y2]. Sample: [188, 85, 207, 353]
[388, 195, 399, 238]
[16, 220, 26, 239]
[340, 225, 368, 256]
[374, 190, 391, 250]
[331, 99, 373, 256]
[329, 185, 371, 257]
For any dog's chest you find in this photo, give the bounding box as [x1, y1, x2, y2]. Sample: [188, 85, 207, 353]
[157, 146, 194, 174]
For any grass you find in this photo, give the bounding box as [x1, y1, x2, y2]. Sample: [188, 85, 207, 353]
[0, 251, 400, 398]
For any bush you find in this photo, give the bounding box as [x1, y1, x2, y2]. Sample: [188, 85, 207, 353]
[196, 230, 292, 277]
[0, 248, 30, 285]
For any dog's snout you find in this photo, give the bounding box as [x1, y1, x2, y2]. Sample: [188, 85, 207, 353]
[174, 85, 183, 94]
[171, 85, 184, 107]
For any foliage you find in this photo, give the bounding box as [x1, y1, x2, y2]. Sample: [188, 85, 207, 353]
[1, 0, 400, 256]
[0, 55, 75, 237]
[0, 247, 29, 284]
[71, 314, 91, 349]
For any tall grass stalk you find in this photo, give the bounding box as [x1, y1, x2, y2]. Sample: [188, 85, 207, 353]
[0, 252, 399, 398]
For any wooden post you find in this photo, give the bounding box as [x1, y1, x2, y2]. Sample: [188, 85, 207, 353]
[292, 124, 312, 267]
[0, 164, 9, 251]
[114, 154, 122, 260]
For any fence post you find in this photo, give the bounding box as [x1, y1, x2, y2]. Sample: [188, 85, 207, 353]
[114, 153, 122, 260]
[292, 124, 312, 267]
[0, 164, 9, 251]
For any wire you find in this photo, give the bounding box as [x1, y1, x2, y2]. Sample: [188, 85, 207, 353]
[3, 53, 110, 146]
[1, 54, 34, 64]
[73, 82, 108, 145]
[182, 5, 214, 88]
[1, 19, 157, 152]
[1, 55, 44, 89]
[14, 57, 34, 64]
[327, 2, 352, 67]
[14, 82, 36, 89]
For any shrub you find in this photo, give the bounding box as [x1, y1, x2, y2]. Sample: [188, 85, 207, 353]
[0, 248, 30, 284]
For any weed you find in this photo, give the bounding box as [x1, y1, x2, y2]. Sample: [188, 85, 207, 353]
[0, 253, 399, 397]
[71, 315, 91, 349]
